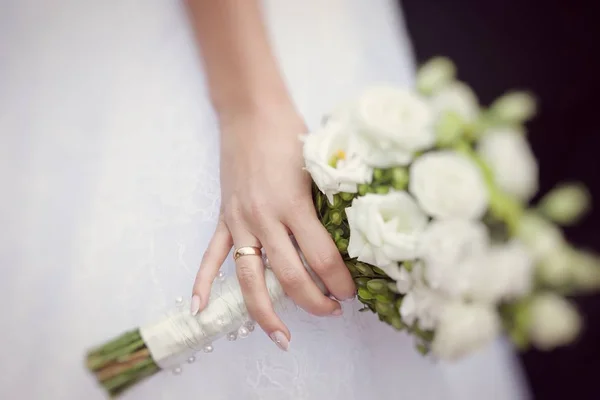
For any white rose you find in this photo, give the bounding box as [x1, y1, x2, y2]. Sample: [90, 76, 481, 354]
[516, 212, 565, 261]
[419, 219, 490, 297]
[354, 86, 436, 167]
[528, 293, 581, 350]
[430, 81, 480, 123]
[467, 240, 535, 303]
[409, 151, 489, 220]
[346, 191, 428, 267]
[416, 57, 456, 95]
[431, 301, 501, 360]
[302, 121, 372, 204]
[478, 127, 538, 201]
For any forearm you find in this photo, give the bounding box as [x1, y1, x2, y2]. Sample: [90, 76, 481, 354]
[185, 0, 293, 118]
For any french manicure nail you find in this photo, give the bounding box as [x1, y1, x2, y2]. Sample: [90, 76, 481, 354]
[332, 308, 343, 317]
[190, 295, 201, 316]
[269, 331, 290, 351]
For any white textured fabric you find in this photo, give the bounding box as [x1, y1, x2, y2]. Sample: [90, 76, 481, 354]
[0, 0, 530, 399]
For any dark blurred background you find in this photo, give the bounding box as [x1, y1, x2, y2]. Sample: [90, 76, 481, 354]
[400, 0, 600, 398]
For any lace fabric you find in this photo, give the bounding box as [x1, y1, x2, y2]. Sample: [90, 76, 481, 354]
[1, 0, 529, 398]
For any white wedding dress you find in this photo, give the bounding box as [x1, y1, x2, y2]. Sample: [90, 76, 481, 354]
[1, 0, 530, 399]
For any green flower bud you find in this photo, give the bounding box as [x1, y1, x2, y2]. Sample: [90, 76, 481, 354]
[390, 315, 406, 331]
[489, 91, 537, 124]
[332, 194, 343, 208]
[416, 343, 430, 355]
[355, 262, 375, 277]
[388, 282, 400, 293]
[375, 186, 390, 195]
[357, 287, 373, 301]
[340, 192, 355, 202]
[391, 167, 409, 190]
[395, 297, 403, 310]
[538, 183, 591, 225]
[366, 279, 388, 294]
[402, 261, 414, 272]
[375, 301, 395, 316]
[375, 294, 393, 304]
[435, 111, 464, 147]
[358, 184, 370, 196]
[355, 276, 371, 288]
[345, 261, 359, 277]
[372, 266, 388, 276]
[373, 168, 386, 182]
[336, 238, 348, 253]
[416, 57, 456, 95]
[330, 210, 343, 225]
[570, 251, 600, 292]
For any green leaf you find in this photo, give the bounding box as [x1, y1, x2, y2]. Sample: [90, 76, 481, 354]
[366, 279, 388, 294]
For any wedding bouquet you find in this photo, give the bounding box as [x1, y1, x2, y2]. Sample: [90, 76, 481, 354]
[86, 57, 600, 397]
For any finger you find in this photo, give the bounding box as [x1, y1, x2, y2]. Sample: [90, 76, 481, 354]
[231, 227, 291, 351]
[288, 214, 356, 301]
[191, 220, 233, 315]
[260, 222, 342, 317]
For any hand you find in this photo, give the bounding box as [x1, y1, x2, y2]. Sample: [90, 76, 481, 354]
[191, 106, 356, 349]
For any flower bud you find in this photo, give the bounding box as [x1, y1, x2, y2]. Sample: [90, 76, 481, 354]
[367, 279, 388, 294]
[416, 57, 456, 95]
[392, 167, 409, 190]
[358, 184, 370, 196]
[355, 262, 375, 277]
[340, 192, 355, 202]
[336, 238, 348, 253]
[538, 183, 590, 225]
[435, 111, 464, 147]
[375, 186, 390, 195]
[489, 91, 537, 123]
[330, 210, 343, 225]
[528, 293, 581, 350]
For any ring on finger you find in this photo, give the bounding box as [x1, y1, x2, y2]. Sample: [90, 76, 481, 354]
[233, 246, 262, 261]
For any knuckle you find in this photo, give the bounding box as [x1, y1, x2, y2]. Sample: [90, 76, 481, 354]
[278, 266, 303, 290]
[312, 252, 340, 275]
[287, 197, 313, 220]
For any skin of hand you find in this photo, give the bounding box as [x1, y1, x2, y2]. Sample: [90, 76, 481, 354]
[185, 0, 355, 350]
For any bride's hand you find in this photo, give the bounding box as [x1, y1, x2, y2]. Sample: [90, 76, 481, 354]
[191, 107, 356, 349]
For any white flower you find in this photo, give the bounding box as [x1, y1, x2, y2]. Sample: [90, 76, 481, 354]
[400, 282, 446, 330]
[478, 127, 538, 201]
[431, 301, 501, 360]
[416, 57, 456, 95]
[302, 121, 372, 204]
[409, 151, 489, 220]
[354, 86, 436, 167]
[468, 240, 535, 303]
[419, 219, 490, 297]
[516, 212, 565, 261]
[346, 192, 428, 267]
[528, 293, 581, 350]
[430, 81, 479, 123]
[380, 262, 414, 294]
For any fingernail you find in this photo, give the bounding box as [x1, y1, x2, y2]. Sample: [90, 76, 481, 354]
[332, 308, 343, 317]
[269, 331, 290, 351]
[190, 295, 201, 316]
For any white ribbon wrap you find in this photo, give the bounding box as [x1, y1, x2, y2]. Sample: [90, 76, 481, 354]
[139, 245, 326, 369]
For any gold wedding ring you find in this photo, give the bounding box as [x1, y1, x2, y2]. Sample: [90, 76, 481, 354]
[233, 246, 262, 261]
